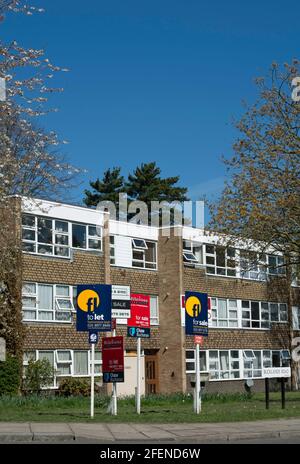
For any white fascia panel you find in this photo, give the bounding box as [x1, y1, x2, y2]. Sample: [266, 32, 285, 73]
[110, 220, 158, 241]
[21, 197, 106, 226]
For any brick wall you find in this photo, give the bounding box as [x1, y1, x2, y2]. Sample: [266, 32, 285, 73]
[157, 230, 186, 394]
[23, 252, 106, 285]
[110, 268, 159, 294]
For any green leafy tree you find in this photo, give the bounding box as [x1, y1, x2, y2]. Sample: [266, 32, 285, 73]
[126, 162, 189, 223]
[23, 359, 55, 394]
[83, 167, 124, 207]
[209, 60, 300, 389]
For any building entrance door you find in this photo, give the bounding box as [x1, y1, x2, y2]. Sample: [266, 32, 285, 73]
[145, 354, 159, 394]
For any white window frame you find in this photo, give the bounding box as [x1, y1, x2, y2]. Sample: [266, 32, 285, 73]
[210, 298, 239, 328]
[22, 283, 75, 323]
[185, 349, 289, 381]
[131, 239, 157, 270]
[22, 214, 103, 258]
[150, 295, 159, 326]
[204, 245, 237, 277]
[183, 241, 203, 265]
[23, 349, 102, 389]
[132, 238, 148, 250]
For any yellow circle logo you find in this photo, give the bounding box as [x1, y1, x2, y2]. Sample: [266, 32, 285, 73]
[185, 296, 201, 318]
[77, 290, 100, 312]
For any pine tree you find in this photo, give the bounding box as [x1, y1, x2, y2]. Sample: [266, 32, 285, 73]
[84, 167, 125, 207]
[126, 162, 189, 223]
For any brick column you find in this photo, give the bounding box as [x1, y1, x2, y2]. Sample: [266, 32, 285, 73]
[157, 227, 186, 393]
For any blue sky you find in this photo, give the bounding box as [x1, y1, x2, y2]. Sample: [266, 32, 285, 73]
[3, 0, 300, 210]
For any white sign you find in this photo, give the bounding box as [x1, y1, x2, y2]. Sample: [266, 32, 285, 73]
[0, 338, 6, 362]
[112, 285, 131, 319]
[262, 367, 291, 378]
[112, 285, 130, 299]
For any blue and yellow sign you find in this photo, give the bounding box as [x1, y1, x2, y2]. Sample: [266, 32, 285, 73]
[185, 291, 208, 336]
[76, 284, 112, 332]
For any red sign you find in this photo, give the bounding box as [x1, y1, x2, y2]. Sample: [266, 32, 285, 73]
[127, 294, 150, 328]
[102, 336, 124, 378]
[194, 335, 204, 346]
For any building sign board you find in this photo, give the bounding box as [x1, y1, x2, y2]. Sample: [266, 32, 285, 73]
[127, 294, 150, 328]
[262, 367, 291, 378]
[112, 285, 131, 319]
[127, 327, 150, 338]
[76, 284, 112, 332]
[102, 336, 124, 383]
[185, 291, 208, 336]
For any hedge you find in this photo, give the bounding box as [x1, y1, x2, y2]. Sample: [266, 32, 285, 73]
[0, 355, 21, 395]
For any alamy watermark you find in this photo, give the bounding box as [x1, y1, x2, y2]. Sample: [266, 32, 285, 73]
[96, 193, 204, 237]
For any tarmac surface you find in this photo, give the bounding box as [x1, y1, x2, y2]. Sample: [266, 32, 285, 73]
[0, 418, 300, 443]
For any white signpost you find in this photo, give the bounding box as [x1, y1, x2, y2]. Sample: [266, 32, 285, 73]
[110, 285, 131, 415]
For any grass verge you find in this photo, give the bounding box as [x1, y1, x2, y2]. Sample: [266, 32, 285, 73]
[1, 392, 300, 423]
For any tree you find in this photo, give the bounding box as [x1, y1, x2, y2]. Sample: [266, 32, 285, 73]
[209, 60, 300, 388]
[0, 1, 80, 358]
[126, 162, 189, 224]
[23, 358, 55, 394]
[83, 167, 124, 207]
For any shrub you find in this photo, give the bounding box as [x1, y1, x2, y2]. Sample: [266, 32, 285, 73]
[23, 359, 54, 394]
[0, 355, 21, 395]
[58, 378, 91, 397]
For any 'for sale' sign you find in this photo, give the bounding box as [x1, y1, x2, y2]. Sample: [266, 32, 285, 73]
[102, 336, 124, 383]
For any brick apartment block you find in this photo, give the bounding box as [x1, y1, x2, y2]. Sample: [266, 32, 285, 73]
[3, 196, 300, 395]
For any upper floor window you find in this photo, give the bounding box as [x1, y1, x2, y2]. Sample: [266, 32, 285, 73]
[205, 245, 236, 277]
[22, 214, 102, 258]
[239, 251, 267, 281]
[203, 244, 286, 282]
[22, 282, 75, 322]
[132, 239, 157, 269]
[210, 298, 238, 328]
[183, 240, 203, 264]
[210, 297, 287, 330]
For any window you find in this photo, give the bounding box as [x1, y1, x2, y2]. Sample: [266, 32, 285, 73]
[242, 301, 271, 329]
[185, 349, 289, 381]
[243, 351, 262, 378]
[22, 283, 75, 322]
[210, 298, 238, 328]
[23, 350, 102, 389]
[208, 350, 240, 380]
[268, 255, 285, 276]
[110, 236, 115, 265]
[132, 238, 147, 249]
[74, 351, 89, 375]
[22, 214, 102, 257]
[150, 296, 159, 325]
[185, 350, 207, 373]
[56, 351, 72, 376]
[239, 251, 267, 281]
[270, 303, 288, 323]
[293, 307, 300, 330]
[205, 245, 236, 277]
[183, 241, 202, 264]
[132, 239, 157, 269]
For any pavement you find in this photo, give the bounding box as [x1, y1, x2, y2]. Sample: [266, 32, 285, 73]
[0, 418, 300, 443]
